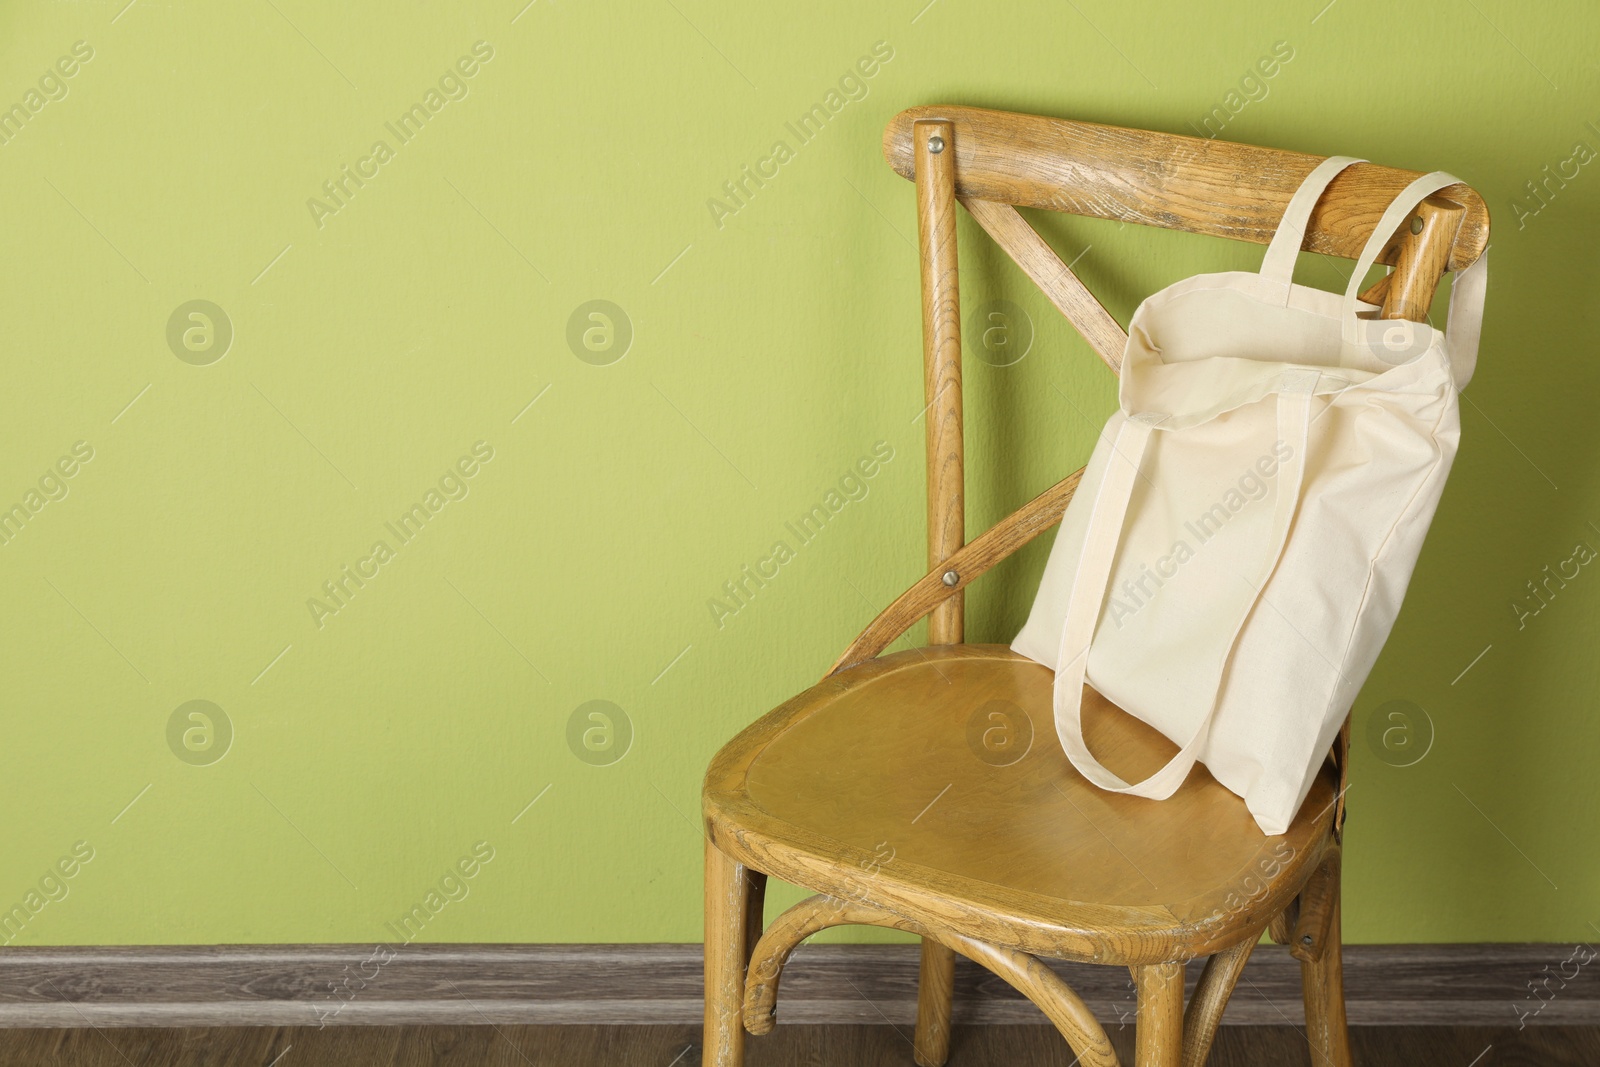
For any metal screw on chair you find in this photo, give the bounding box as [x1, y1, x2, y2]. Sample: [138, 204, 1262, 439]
[942, 569, 960, 587]
[1410, 214, 1424, 234]
[928, 134, 945, 154]
[1302, 934, 1315, 946]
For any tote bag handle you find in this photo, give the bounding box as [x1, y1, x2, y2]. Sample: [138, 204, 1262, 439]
[1261, 158, 1488, 389]
[1339, 170, 1489, 389]
[1051, 371, 1317, 799]
[1258, 155, 1366, 300]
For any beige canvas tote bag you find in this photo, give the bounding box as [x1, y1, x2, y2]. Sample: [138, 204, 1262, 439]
[1012, 156, 1488, 835]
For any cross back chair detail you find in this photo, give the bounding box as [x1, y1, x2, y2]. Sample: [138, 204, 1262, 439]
[701, 105, 1489, 1067]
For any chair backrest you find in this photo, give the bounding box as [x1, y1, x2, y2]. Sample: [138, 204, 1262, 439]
[884, 105, 1489, 648]
[876, 106, 1488, 836]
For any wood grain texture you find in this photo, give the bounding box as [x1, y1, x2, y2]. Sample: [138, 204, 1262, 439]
[1135, 962, 1184, 1066]
[742, 896, 916, 1036]
[1301, 887, 1353, 1067]
[1181, 934, 1258, 1067]
[913, 939, 957, 1067]
[960, 198, 1127, 370]
[1360, 195, 1467, 320]
[915, 119, 965, 648]
[829, 469, 1083, 676]
[883, 106, 1489, 271]
[707, 645, 1339, 967]
[1266, 902, 1298, 947]
[1291, 851, 1341, 965]
[741, 895, 1119, 1067]
[0, 1024, 1595, 1067]
[0, 942, 1597, 1027]
[912, 119, 967, 1057]
[705, 840, 763, 1066]
[952, 938, 1118, 1067]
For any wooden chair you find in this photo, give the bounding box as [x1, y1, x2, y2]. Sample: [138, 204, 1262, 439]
[701, 106, 1489, 1067]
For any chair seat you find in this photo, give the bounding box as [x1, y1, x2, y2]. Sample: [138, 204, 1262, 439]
[703, 644, 1337, 965]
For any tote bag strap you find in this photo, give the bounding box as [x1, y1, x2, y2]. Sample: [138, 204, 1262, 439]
[1052, 373, 1317, 798]
[1259, 160, 1489, 389]
[1258, 156, 1366, 304]
[1443, 247, 1489, 389]
[1340, 170, 1489, 389]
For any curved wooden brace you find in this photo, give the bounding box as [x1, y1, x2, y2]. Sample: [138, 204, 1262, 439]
[829, 466, 1084, 676]
[742, 893, 1120, 1067]
[956, 935, 1120, 1067]
[1180, 931, 1261, 1067]
[742, 894, 922, 1035]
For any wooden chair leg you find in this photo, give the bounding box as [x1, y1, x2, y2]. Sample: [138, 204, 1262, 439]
[704, 839, 763, 1067]
[1181, 934, 1258, 1067]
[1135, 961, 1185, 1067]
[913, 938, 957, 1066]
[1300, 883, 1353, 1067]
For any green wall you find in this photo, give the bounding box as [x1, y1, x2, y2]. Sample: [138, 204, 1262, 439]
[1, 0, 1595, 949]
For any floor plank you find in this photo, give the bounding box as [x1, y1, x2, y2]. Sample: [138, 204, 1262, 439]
[0, 1024, 1593, 1066]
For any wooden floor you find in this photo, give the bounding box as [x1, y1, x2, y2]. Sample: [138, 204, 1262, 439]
[0, 1025, 1592, 1066]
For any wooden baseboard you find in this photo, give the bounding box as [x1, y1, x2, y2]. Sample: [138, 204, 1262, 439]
[0, 942, 1589, 1029]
